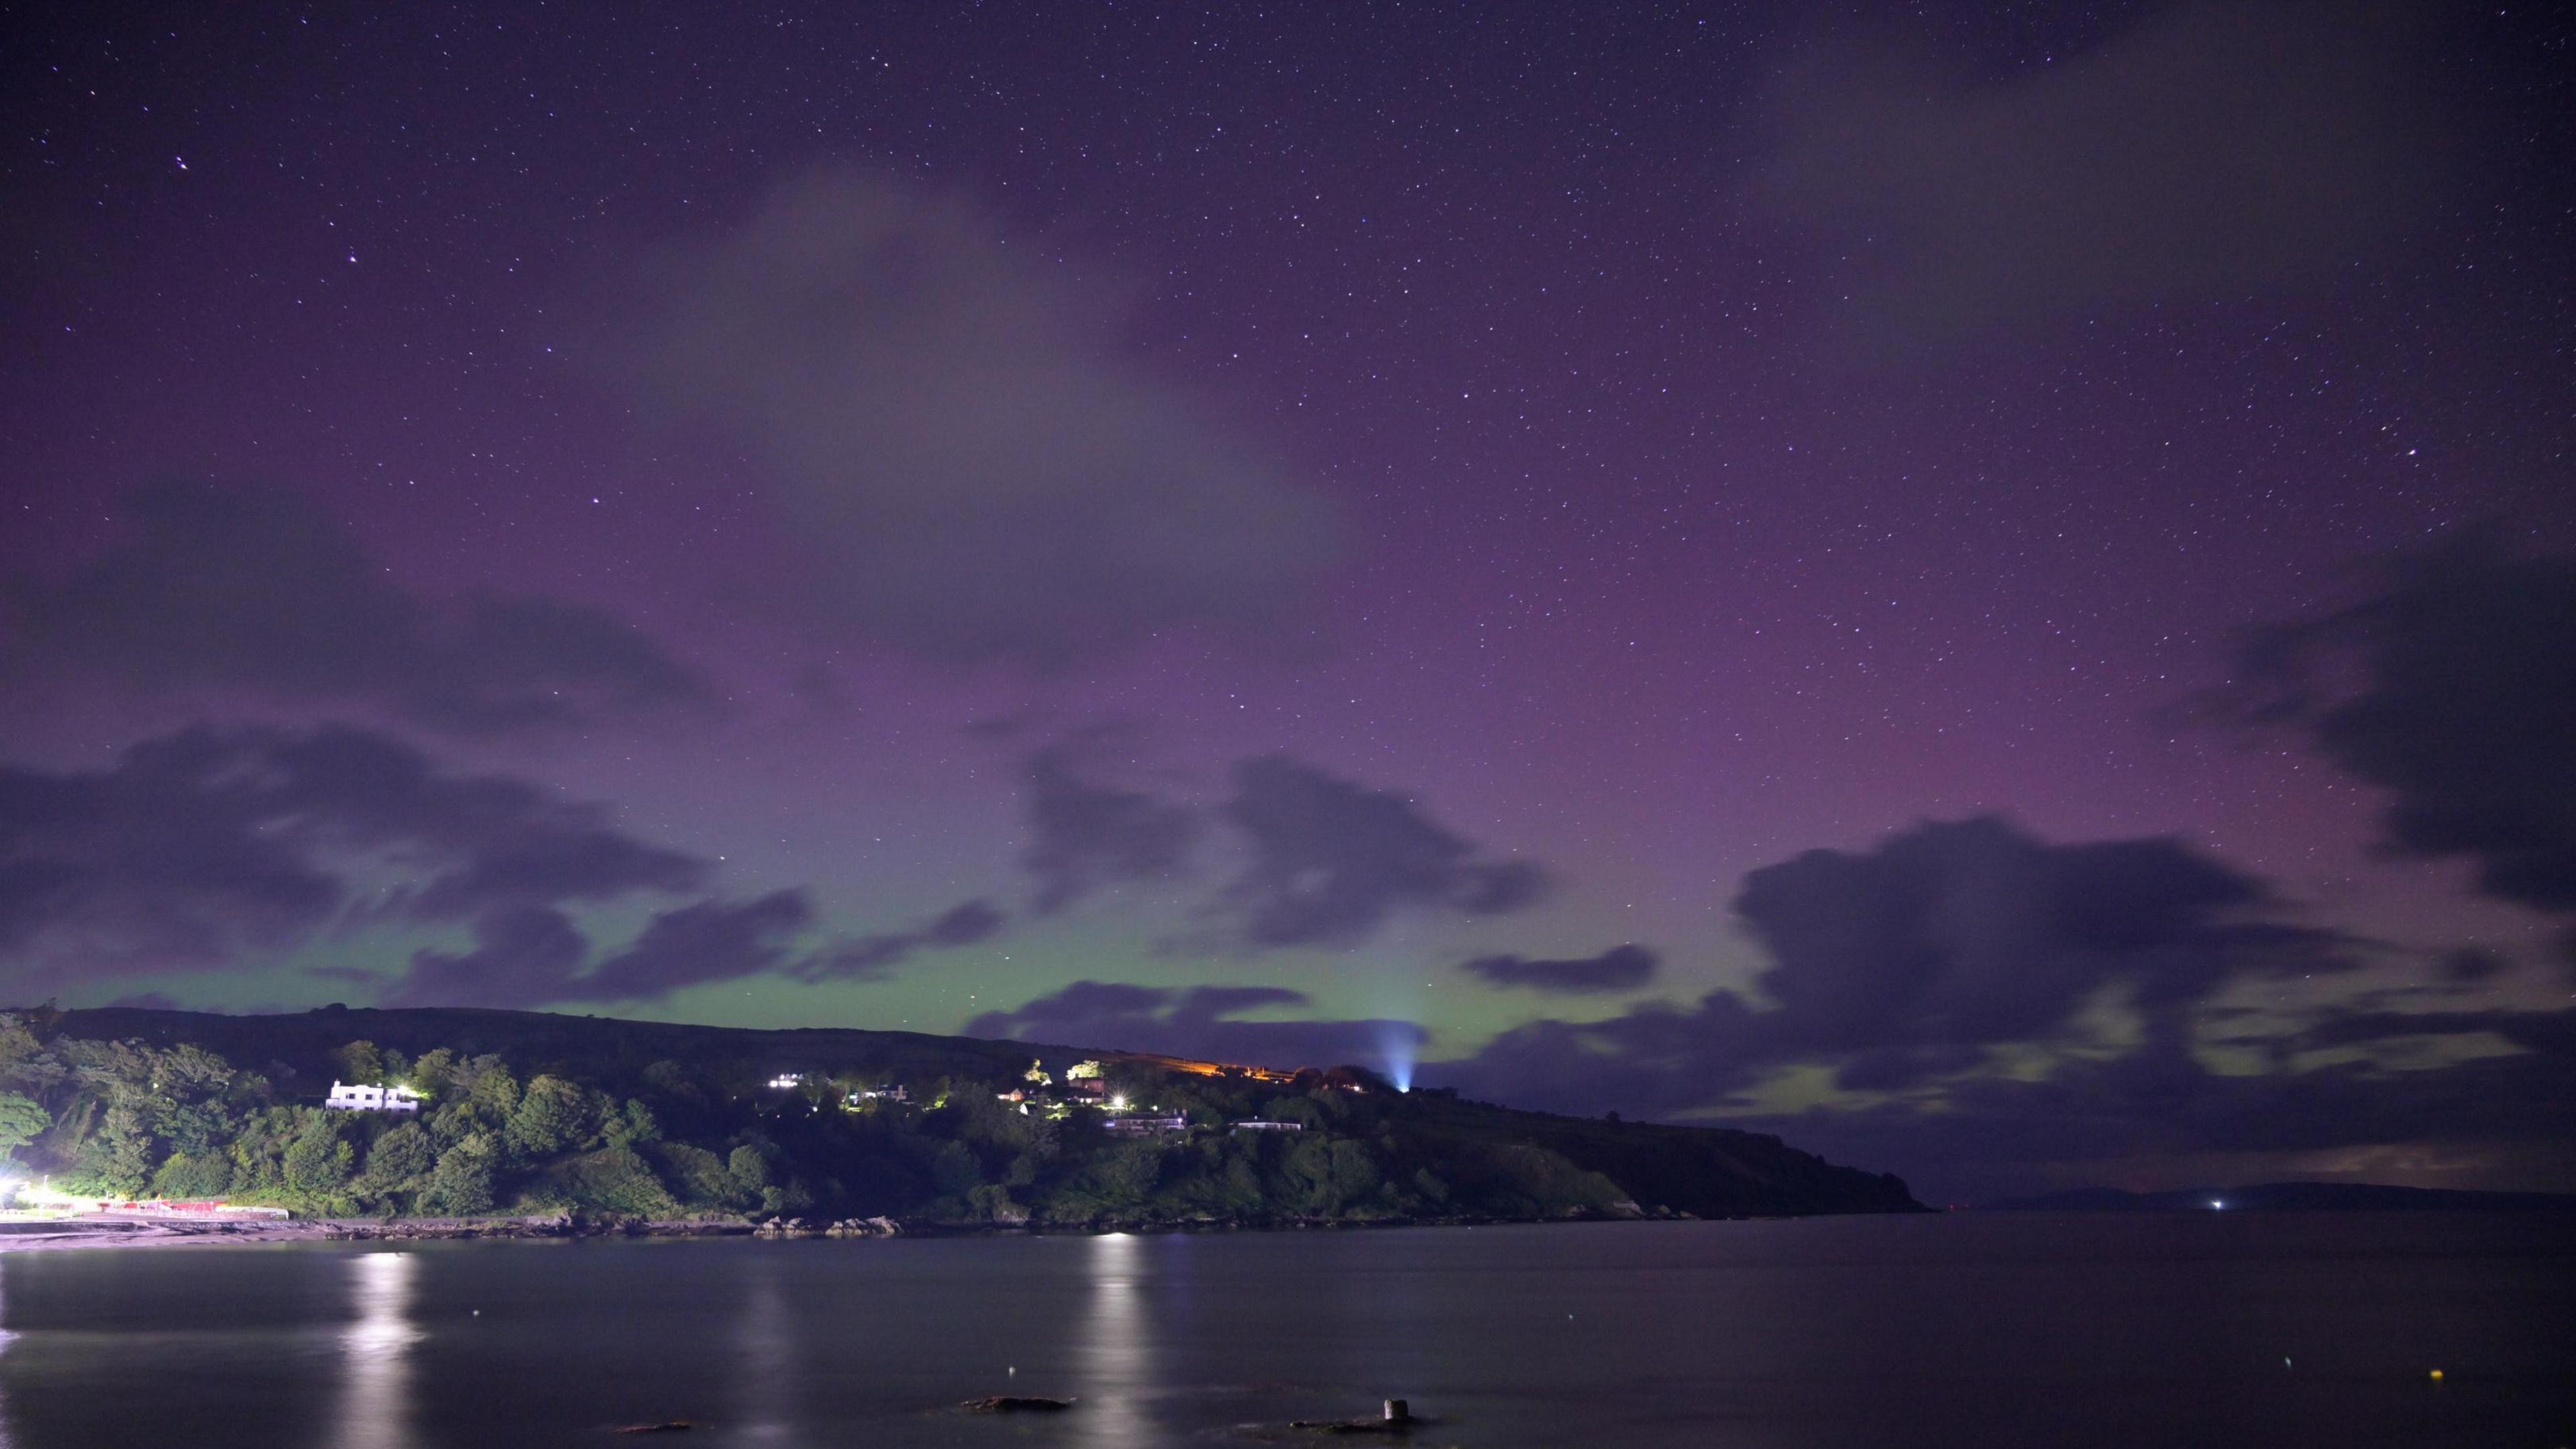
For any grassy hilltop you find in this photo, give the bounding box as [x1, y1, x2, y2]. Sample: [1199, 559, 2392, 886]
[0, 1004, 1920, 1226]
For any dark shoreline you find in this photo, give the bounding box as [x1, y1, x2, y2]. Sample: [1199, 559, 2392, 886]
[3, 1201, 1810, 1251]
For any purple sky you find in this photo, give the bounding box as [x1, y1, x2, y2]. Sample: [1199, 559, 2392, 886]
[4, 1, 2572, 1201]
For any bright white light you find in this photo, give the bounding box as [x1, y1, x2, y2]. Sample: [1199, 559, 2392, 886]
[1374, 1022, 1416, 1092]
[2210, 1199, 2225, 1210]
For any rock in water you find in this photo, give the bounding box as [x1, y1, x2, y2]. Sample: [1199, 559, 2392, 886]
[961, 1395, 1074, 1413]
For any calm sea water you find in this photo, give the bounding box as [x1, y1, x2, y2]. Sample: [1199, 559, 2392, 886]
[1, 1214, 2569, 1448]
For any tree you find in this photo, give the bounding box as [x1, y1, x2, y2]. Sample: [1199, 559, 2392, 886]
[331, 1040, 386, 1086]
[0, 1015, 64, 1094]
[0, 1090, 48, 1160]
[1096, 1142, 1163, 1208]
[359, 1122, 438, 1201]
[1284, 1137, 1379, 1216]
[284, 1116, 356, 1197]
[80, 1104, 158, 1197]
[928, 1140, 983, 1199]
[727, 1144, 772, 1204]
[150, 1151, 234, 1199]
[605, 1098, 661, 1149]
[462, 1057, 521, 1116]
[421, 1134, 498, 1216]
[408, 1049, 458, 1097]
[505, 1075, 592, 1159]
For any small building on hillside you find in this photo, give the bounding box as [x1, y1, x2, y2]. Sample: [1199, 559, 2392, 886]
[323, 1081, 422, 1113]
[1230, 1119, 1304, 1132]
[1102, 1113, 1189, 1137]
[1063, 1060, 1108, 1100]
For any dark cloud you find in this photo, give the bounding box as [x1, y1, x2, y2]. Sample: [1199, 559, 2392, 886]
[2439, 948, 2508, 985]
[2225, 531, 2576, 913]
[566, 890, 816, 1003]
[790, 897, 1006, 982]
[965, 978, 1422, 1073]
[1022, 741, 1200, 912]
[1461, 944, 1658, 994]
[1219, 754, 1549, 948]
[1731, 817, 2338, 1065]
[1719, 1015, 2576, 1203]
[0, 480, 705, 731]
[1440, 815, 2355, 1106]
[1421, 818, 2576, 1197]
[0, 723, 704, 992]
[385, 906, 588, 1009]
[390, 892, 822, 1009]
[604, 167, 1342, 665]
[1755, 1, 2454, 350]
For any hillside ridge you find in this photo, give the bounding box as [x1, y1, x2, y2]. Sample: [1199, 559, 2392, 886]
[1, 1004, 1922, 1226]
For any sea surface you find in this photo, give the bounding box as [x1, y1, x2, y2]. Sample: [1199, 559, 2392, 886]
[1, 1213, 2569, 1448]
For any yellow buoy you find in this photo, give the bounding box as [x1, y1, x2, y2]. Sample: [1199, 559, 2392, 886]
[2428, 1369, 2445, 1381]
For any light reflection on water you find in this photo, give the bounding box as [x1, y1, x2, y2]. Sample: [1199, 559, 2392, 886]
[0, 1259, 14, 1449]
[730, 1264, 794, 1443]
[1074, 1231, 1155, 1446]
[333, 1251, 418, 1449]
[0, 1216, 2567, 1448]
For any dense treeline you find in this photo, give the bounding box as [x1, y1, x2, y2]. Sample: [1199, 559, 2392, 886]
[1, 1006, 1920, 1223]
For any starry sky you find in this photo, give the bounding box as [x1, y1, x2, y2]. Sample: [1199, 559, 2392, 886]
[4, 0, 2573, 1201]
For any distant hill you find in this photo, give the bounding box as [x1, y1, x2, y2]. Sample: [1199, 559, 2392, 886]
[1981, 1182, 2576, 1213]
[4, 1004, 1922, 1226]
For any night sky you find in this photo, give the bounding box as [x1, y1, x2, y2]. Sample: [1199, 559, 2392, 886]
[5, 1, 2572, 1202]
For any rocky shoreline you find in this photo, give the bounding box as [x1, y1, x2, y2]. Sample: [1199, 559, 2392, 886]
[1, 1200, 1720, 1252]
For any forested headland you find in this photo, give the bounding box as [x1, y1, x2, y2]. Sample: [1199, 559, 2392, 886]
[0, 1004, 1920, 1228]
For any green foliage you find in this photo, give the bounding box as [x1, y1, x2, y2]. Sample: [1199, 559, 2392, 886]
[74, 1104, 158, 1197]
[1283, 1137, 1381, 1216]
[651, 1142, 740, 1209]
[462, 1057, 521, 1116]
[727, 1144, 773, 1199]
[331, 1040, 386, 1086]
[505, 1075, 593, 1159]
[964, 1183, 1027, 1224]
[150, 1150, 235, 1199]
[280, 1116, 358, 1213]
[0, 1090, 48, 1156]
[0, 1012, 1919, 1226]
[356, 1122, 438, 1210]
[524, 1146, 681, 1218]
[928, 1140, 983, 1198]
[606, 1098, 661, 1148]
[407, 1049, 458, 1097]
[0, 1016, 66, 1094]
[421, 1134, 498, 1216]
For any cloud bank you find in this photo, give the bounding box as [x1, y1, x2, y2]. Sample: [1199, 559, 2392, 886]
[965, 979, 1422, 1073]
[1461, 944, 1658, 994]
[0, 723, 985, 1007]
[2226, 530, 2576, 913]
[1012, 741, 1549, 949]
[0, 480, 704, 731]
[1218, 754, 1548, 948]
[1757, 1, 2453, 347]
[609, 168, 1343, 665]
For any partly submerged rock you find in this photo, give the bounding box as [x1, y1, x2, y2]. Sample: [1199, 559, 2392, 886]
[961, 1395, 1075, 1413]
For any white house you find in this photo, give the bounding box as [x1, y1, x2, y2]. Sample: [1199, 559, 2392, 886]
[322, 1081, 422, 1113]
[1103, 1114, 1189, 1137]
